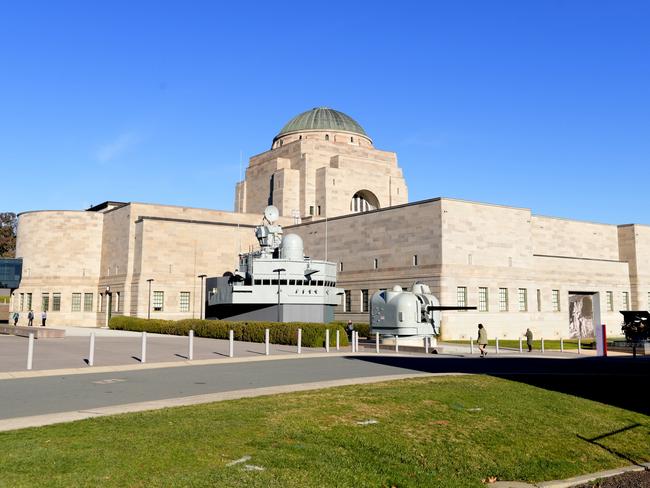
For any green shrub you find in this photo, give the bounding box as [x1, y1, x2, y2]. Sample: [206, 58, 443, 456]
[109, 316, 348, 348]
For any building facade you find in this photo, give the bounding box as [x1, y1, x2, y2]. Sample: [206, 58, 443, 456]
[11, 108, 650, 338]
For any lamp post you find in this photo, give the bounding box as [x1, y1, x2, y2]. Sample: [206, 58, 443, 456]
[272, 268, 286, 323]
[197, 274, 207, 320]
[146, 279, 154, 319]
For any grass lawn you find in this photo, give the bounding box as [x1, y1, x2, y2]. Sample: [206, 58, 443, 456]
[445, 338, 600, 350]
[1, 375, 648, 487]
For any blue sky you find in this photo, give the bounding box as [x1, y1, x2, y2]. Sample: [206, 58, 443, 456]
[1, 1, 649, 224]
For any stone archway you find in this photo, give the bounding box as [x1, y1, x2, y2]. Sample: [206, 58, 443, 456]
[350, 190, 380, 213]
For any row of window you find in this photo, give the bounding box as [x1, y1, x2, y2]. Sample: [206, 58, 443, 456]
[339, 255, 420, 272]
[339, 288, 644, 314]
[252, 279, 336, 287]
[458, 287, 634, 312]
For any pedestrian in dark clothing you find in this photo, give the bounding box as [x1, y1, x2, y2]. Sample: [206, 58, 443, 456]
[27, 310, 34, 327]
[525, 328, 533, 352]
[346, 320, 354, 339]
[41, 311, 47, 327]
[12, 312, 19, 326]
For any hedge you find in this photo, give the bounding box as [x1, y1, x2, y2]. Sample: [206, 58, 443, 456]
[109, 316, 348, 348]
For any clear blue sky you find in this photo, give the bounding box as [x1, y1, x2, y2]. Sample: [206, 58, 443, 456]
[1, 1, 648, 224]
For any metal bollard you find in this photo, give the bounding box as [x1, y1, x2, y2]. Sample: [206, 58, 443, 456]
[376, 332, 380, 353]
[336, 329, 340, 351]
[297, 328, 302, 354]
[470, 338, 474, 354]
[578, 337, 582, 355]
[354, 331, 358, 352]
[424, 336, 429, 354]
[229, 329, 234, 358]
[265, 328, 270, 356]
[519, 336, 523, 353]
[495, 337, 499, 354]
[325, 329, 330, 352]
[560, 337, 564, 352]
[27, 332, 34, 370]
[89, 332, 95, 366]
[141, 331, 147, 363]
[356, 331, 360, 352]
[395, 335, 399, 353]
[541, 337, 545, 353]
[188, 330, 194, 361]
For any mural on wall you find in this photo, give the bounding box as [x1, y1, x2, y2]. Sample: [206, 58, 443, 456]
[569, 294, 594, 338]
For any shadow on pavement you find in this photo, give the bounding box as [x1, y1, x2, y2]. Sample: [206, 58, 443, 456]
[344, 355, 650, 415]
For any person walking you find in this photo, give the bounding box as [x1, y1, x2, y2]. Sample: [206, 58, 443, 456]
[12, 311, 19, 326]
[346, 320, 354, 340]
[525, 328, 533, 352]
[477, 323, 488, 357]
[41, 310, 47, 327]
[27, 309, 34, 327]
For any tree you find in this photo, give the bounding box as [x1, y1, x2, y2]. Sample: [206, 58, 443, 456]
[0, 212, 17, 258]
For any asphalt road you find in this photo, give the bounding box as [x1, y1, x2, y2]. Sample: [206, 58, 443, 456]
[1, 355, 648, 423]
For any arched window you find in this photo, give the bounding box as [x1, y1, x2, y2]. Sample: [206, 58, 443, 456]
[325, 134, 329, 141]
[350, 190, 379, 213]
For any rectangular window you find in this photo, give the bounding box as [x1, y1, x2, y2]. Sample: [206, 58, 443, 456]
[412, 255, 418, 266]
[622, 291, 629, 311]
[52, 293, 61, 312]
[536, 289, 541, 312]
[339, 262, 343, 272]
[153, 291, 164, 312]
[498, 288, 508, 312]
[26, 293, 32, 311]
[309, 206, 314, 216]
[478, 287, 488, 312]
[71, 293, 82, 312]
[344, 290, 351, 312]
[457, 287, 467, 310]
[373, 258, 378, 269]
[20, 293, 24, 311]
[41, 293, 49, 312]
[98, 293, 103, 312]
[361, 289, 369, 313]
[84, 293, 93, 312]
[606, 291, 613, 312]
[552, 290, 560, 312]
[180, 292, 191, 312]
[114, 292, 120, 312]
[518, 288, 527, 312]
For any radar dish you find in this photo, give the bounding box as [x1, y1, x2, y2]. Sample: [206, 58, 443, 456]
[264, 205, 280, 223]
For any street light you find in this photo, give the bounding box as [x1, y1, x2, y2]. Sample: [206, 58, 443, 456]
[197, 274, 207, 320]
[146, 279, 154, 319]
[272, 268, 286, 323]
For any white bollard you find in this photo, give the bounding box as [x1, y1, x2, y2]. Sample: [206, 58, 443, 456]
[89, 332, 95, 366]
[356, 331, 360, 352]
[519, 336, 523, 353]
[353, 331, 358, 352]
[27, 332, 34, 370]
[325, 329, 330, 352]
[141, 331, 147, 363]
[560, 337, 564, 352]
[188, 330, 194, 361]
[395, 335, 399, 353]
[541, 337, 545, 353]
[470, 338, 474, 354]
[495, 337, 499, 354]
[336, 329, 340, 351]
[265, 328, 270, 356]
[424, 336, 429, 354]
[376, 332, 380, 353]
[297, 328, 302, 354]
[578, 337, 582, 355]
[229, 329, 234, 358]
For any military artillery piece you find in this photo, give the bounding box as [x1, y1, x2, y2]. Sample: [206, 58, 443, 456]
[618, 311, 650, 357]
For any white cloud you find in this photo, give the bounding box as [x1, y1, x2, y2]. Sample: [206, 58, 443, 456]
[95, 132, 139, 163]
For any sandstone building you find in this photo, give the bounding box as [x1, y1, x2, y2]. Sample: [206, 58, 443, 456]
[10, 108, 650, 339]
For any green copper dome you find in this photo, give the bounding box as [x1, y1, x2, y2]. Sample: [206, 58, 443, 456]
[275, 107, 368, 140]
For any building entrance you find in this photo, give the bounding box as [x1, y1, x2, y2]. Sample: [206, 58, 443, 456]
[568, 292, 601, 338]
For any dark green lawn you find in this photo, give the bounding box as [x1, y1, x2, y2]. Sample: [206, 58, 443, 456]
[1, 375, 648, 487]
